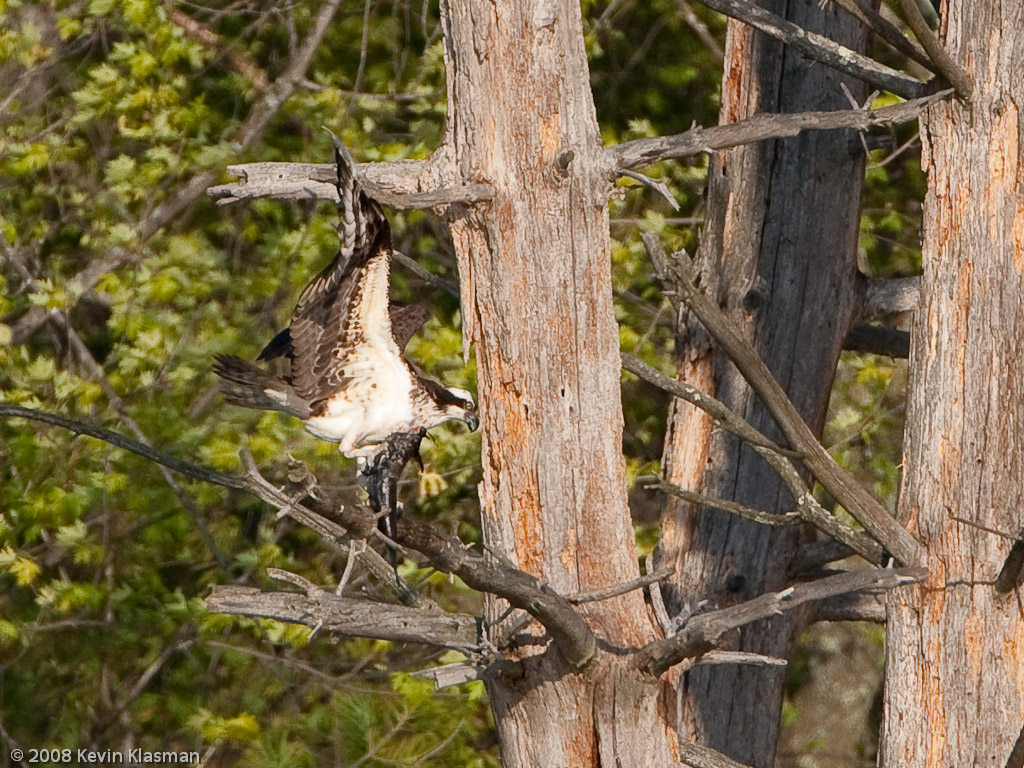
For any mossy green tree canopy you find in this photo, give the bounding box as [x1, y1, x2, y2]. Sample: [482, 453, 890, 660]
[1, 0, 920, 764]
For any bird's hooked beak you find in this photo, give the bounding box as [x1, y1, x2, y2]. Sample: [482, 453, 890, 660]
[463, 412, 480, 431]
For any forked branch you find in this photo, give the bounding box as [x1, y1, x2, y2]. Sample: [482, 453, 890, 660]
[635, 567, 926, 676]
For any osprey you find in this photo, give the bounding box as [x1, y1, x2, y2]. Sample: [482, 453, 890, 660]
[213, 136, 478, 460]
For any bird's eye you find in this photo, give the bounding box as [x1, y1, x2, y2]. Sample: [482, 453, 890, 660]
[465, 400, 476, 411]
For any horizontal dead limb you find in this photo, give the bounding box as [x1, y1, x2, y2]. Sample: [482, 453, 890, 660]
[641, 235, 924, 566]
[691, 0, 930, 99]
[610, 90, 950, 170]
[680, 741, 755, 768]
[635, 567, 926, 676]
[860, 275, 921, 322]
[206, 586, 479, 650]
[813, 590, 886, 623]
[843, 325, 910, 358]
[207, 160, 493, 209]
[623, 354, 883, 564]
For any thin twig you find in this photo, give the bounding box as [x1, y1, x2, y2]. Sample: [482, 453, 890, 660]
[641, 476, 801, 527]
[620, 170, 680, 211]
[567, 566, 675, 604]
[673, 0, 724, 61]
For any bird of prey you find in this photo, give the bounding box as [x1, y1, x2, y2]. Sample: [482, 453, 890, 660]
[213, 136, 479, 461]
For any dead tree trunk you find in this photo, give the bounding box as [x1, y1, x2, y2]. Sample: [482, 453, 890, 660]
[881, 4, 1024, 766]
[655, 4, 870, 766]
[437, 0, 677, 764]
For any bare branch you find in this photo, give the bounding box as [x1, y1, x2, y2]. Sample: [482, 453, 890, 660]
[623, 355, 884, 563]
[673, 0, 725, 62]
[861, 275, 921, 322]
[206, 586, 480, 651]
[690, 0, 931, 97]
[813, 591, 886, 623]
[621, 354, 797, 458]
[168, 9, 270, 91]
[568, 566, 675, 604]
[610, 90, 949, 170]
[207, 160, 493, 209]
[679, 740, 755, 768]
[694, 650, 787, 667]
[0, 407, 595, 669]
[641, 475, 802, 528]
[640, 234, 924, 566]
[843, 325, 910, 358]
[635, 567, 926, 676]
[619, 170, 680, 211]
[394, 516, 597, 670]
[893, 0, 972, 99]
[0, 404, 249, 492]
[827, 0, 932, 70]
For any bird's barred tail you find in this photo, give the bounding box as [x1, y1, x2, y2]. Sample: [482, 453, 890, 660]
[212, 355, 311, 419]
[325, 129, 387, 261]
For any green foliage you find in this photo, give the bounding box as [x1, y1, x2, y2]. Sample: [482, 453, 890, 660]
[0, 0, 492, 762]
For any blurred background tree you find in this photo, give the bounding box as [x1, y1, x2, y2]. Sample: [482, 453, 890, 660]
[0, 0, 921, 765]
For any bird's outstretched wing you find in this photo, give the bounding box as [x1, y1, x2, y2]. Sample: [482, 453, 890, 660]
[257, 302, 427, 364]
[284, 134, 397, 410]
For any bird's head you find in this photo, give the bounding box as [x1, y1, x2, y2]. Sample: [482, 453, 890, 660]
[443, 386, 479, 431]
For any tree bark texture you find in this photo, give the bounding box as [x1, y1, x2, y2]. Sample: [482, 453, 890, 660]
[437, 0, 676, 765]
[655, 4, 869, 766]
[881, 4, 1024, 766]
